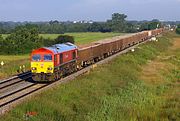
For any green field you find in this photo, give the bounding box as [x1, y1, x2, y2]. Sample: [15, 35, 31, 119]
[0, 55, 30, 78]
[1, 33, 179, 120]
[40, 32, 124, 45]
[1, 34, 9, 39]
[0, 32, 123, 79]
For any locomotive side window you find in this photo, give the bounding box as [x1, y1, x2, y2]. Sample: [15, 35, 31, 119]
[32, 54, 41, 61]
[44, 54, 52, 61]
[72, 51, 76, 59]
[60, 53, 63, 64]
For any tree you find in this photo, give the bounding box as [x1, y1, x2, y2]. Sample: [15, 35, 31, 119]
[108, 13, 127, 32]
[148, 21, 161, 30]
[140, 21, 161, 31]
[0, 34, 3, 40]
[0, 34, 4, 54]
[38, 22, 65, 34]
[176, 24, 180, 34]
[139, 22, 149, 31]
[125, 22, 138, 33]
[4, 24, 42, 54]
[88, 22, 102, 32]
[49, 20, 59, 25]
[66, 23, 89, 33]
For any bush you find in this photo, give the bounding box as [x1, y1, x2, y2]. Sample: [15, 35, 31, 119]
[40, 37, 54, 47]
[176, 28, 180, 34]
[176, 24, 180, 34]
[54, 35, 75, 44]
[176, 26, 180, 35]
[0, 34, 4, 54]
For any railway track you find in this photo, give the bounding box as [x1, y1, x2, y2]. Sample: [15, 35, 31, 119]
[0, 72, 32, 90]
[0, 40, 149, 115]
[0, 71, 31, 85]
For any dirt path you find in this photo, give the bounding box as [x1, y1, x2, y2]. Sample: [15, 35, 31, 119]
[140, 60, 173, 85]
[171, 38, 180, 50]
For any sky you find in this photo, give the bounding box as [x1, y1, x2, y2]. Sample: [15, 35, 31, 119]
[0, 0, 180, 22]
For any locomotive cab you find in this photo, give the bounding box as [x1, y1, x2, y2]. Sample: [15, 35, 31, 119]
[31, 48, 54, 74]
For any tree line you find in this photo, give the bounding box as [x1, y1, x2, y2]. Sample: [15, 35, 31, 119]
[0, 13, 162, 34]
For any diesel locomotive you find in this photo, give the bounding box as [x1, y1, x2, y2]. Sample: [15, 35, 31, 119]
[31, 43, 78, 81]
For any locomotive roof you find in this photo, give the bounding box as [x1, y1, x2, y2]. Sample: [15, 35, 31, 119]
[44, 42, 77, 54]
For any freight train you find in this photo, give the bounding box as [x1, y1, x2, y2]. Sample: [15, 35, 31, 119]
[31, 29, 163, 81]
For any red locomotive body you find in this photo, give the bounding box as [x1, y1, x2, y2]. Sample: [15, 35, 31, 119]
[31, 43, 78, 81]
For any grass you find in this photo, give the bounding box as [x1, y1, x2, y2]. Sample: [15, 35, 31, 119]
[40, 32, 124, 45]
[0, 32, 122, 79]
[0, 55, 30, 78]
[1, 32, 179, 120]
[1, 34, 9, 39]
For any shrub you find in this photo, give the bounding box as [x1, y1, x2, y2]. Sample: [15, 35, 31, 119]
[176, 28, 180, 34]
[54, 35, 75, 44]
[176, 24, 180, 34]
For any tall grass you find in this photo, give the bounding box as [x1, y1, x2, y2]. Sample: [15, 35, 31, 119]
[0, 55, 30, 78]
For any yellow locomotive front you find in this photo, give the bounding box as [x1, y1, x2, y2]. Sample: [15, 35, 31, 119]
[31, 54, 54, 74]
[31, 48, 54, 81]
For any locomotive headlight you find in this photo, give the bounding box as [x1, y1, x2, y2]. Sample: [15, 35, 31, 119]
[47, 67, 53, 70]
[31, 67, 37, 70]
